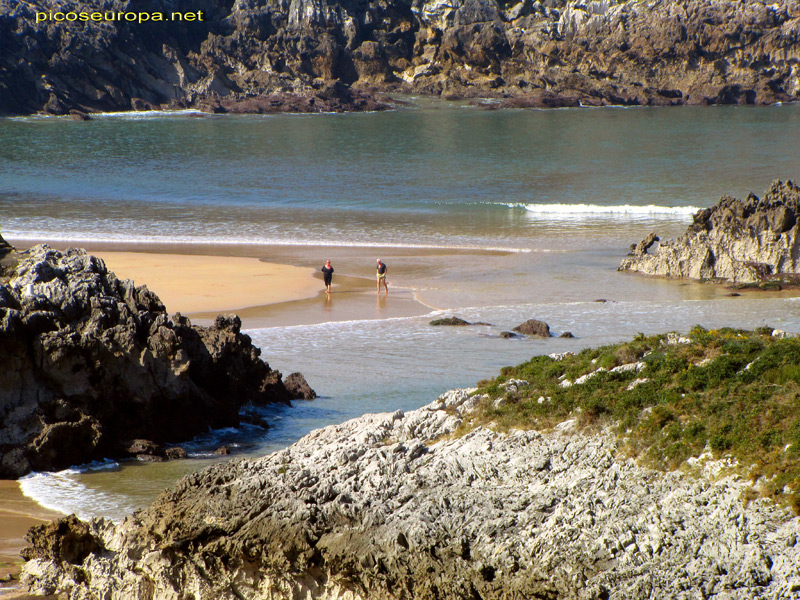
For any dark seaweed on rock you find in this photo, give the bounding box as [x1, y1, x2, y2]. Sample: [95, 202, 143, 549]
[1, 0, 798, 116]
[0, 244, 310, 478]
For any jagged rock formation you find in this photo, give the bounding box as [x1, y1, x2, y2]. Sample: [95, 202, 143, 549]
[1, 0, 799, 115]
[619, 179, 800, 282]
[19, 386, 800, 599]
[0, 244, 311, 478]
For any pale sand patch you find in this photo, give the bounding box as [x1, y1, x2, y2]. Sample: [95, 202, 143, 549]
[94, 252, 321, 314]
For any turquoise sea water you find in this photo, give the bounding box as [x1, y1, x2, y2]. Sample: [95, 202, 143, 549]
[4, 102, 800, 520]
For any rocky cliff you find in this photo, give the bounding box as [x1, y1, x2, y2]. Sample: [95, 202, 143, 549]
[19, 384, 800, 599]
[0, 244, 311, 478]
[1, 0, 799, 115]
[619, 179, 800, 282]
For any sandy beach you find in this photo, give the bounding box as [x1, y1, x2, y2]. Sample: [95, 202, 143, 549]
[89, 247, 443, 327]
[94, 251, 322, 315]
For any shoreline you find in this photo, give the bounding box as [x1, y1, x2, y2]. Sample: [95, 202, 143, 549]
[5, 239, 486, 327]
[0, 481, 63, 598]
[0, 240, 448, 581]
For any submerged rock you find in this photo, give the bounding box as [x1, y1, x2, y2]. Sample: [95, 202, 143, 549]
[620, 180, 800, 283]
[0, 244, 312, 478]
[20, 387, 800, 599]
[430, 316, 471, 326]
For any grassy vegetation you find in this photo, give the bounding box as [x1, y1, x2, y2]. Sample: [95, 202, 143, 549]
[461, 327, 800, 512]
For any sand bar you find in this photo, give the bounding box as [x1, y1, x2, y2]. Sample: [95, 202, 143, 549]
[94, 252, 321, 314]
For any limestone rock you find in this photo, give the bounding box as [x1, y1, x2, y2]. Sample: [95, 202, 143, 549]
[1, 0, 799, 115]
[619, 180, 800, 282]
[19, 386, 800, 599]
[0, 244, 308, 478]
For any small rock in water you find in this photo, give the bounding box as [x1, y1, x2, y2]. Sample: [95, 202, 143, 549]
[284, 372, 317, 400]
[165, 447, 188, 460]
[430, 316, 470, 326]
[513, 319, 551, 337]
[123, 439, 163, 458]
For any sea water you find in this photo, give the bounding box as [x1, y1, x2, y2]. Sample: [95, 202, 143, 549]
[4, 102, 800, 520]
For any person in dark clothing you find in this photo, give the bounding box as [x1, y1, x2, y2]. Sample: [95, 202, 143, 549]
[376, 258, 388, 294]
[322, 260, 334, 294]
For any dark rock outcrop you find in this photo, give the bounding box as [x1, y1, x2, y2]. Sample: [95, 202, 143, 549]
[284, 372, 317, 400]
[619, 180, 800, 282]
[430, 317, 492, 326]
[430, 316, 471, 326]
[513, 318, 551, 337]
[0, 233, 12, 260]
[21, 515, 103, 565]
[0, 244, 312, 478]
[1, 0, 798, 116]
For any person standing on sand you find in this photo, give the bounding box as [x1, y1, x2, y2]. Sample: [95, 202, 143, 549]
[322, 260, 334, 294]
[376, 258, 388, 294]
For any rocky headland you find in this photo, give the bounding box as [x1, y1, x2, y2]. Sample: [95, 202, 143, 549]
[1, 0, 799, 116]
[619, 179, 800, 283]
[18, 328, 800, 599]
[0, 241, 313, 478]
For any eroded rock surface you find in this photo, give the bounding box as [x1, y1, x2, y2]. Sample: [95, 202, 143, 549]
[20, 385, 800, 599]
[2, 0, 799, 115]
[619, 179, 800, 282]
[0, 244, 309, 478]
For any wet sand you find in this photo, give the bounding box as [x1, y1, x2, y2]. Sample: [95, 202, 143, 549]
[0, 481, 64, 598]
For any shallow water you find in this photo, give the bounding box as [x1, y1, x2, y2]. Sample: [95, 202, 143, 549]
[5, 101, 800, 520]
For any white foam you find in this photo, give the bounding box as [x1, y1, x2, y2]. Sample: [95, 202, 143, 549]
[4, 232, 534, 254]
[501, 203, 700, 218]
[20, 464, 135, 523]
[90, 109, 206, 119]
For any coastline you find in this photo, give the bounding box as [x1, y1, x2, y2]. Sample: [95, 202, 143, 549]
[0, 240, 448, 570]
[6, 239, 494, 327]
